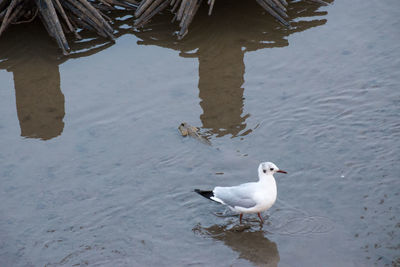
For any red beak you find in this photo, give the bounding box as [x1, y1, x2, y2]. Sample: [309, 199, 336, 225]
[277, 170, 287, 174]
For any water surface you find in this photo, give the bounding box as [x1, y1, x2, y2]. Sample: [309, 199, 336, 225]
[0, 0, 399, 266]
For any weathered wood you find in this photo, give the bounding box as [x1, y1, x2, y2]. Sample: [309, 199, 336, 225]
[53, 0, 81, 39]
[178, 0, 201, 39]
[136, 0, 166, 25]
[63, 0, 111, 38]
[0, 0, 137, 54]
[207, 0, 215, 16]
[135, 0, 169, 27]
[134, 0, 328, 39]
[77, 0, 114, 34]
[0, 0, 329, 54]
[36, 0, 70, 54]
[255, 0, 289, 26]
[0, 0, 21, 36]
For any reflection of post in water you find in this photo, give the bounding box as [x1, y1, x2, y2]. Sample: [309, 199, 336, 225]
[135, 0, 330, 138]
[197, 45, 248, 137]
[0, 13, 134, 140]
[194, 224, 280, 266]
[13, 59, 64, 140]
[0, 22, 65, 140]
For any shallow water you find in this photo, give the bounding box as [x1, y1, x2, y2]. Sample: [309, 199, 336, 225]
[0, 0, 399, 266]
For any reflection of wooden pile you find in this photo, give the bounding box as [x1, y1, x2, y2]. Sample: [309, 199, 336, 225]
[0, 0, 137, 55]
[134, 0, 327, 39]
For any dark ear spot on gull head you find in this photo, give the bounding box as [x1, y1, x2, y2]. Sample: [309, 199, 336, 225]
[260, 162, 287, 175]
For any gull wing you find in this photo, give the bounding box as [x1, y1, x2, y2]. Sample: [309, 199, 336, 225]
[212, 183, 257, 209]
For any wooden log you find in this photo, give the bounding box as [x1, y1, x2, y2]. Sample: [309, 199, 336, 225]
[65, 0, 114, 39]
[36, 0, 70, 54]
[178, 0, 201, 39]
[271, 0, 286, 11]
[4, 1, 24, 24]
[171, 0, 181, 13]
[78, 0, 114, 34]
[135, 0, 169, 27]
[53, 0, 81, 39]
[179, 0, 197, 29]
[207, 0, 215, 16]
[0, 0, 21, 36]
[12, 8, 38, 25]
[264, 0, 288, 18]
[255, 0, 289, 26]
[135, 0, 154, 17]
[62, 0, 109, 38]
[136, 0, 166, 25]
[176, 0, 188, 21]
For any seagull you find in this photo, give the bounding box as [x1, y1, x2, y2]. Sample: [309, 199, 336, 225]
[195, 162, 287, 224]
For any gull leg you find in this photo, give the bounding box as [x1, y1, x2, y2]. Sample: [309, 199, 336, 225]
[257, 213, 264, 224]
[239, 213, 243, 224]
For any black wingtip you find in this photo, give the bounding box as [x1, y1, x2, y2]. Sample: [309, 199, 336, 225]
[194, 189, 214, 200]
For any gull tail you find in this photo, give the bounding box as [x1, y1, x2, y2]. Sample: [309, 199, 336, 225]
[194, 189, 217, 202]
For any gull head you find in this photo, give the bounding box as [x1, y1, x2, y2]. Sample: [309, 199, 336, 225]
[258, 162, 287, 176]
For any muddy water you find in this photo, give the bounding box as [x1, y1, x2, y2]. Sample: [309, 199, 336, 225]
[0, 0, 399, 266]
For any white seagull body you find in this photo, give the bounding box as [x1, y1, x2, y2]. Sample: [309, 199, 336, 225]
[195, 162, 287, 224]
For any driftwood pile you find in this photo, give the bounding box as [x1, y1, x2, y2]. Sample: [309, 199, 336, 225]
[134, 0, 328, 39]
[0, 0, 329, 54]
[0, 0, 138, 55]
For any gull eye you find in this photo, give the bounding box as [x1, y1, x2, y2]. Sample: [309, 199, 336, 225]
[270, 168, 274, 171]
[263, 170, 266, 173]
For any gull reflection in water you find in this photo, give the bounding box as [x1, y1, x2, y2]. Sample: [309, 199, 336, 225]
[194, 223, 280, 266]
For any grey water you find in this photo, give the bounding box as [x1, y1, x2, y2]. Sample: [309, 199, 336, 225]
[0, 0, 399, 266]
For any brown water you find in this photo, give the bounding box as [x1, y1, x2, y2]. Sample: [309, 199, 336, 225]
[0, 0, 399, 266]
